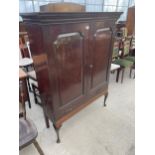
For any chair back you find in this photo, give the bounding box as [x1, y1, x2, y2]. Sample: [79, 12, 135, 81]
[123, 37, 132, 56]
[112, 38, 121, 59]
[130, 35, 135, 50]
[19, 32, 31, 58]
[120, 27, 128, 39]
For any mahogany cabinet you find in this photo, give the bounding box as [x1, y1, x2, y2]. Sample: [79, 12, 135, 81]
[21, 12, 122, 143]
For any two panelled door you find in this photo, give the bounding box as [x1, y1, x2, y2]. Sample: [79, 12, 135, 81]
[48, 21, 113, 119]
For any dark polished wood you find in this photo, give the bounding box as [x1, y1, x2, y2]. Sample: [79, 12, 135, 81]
[21, 12, 122, 142]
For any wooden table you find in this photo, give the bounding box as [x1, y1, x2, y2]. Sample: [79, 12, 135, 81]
[19, 68, 31, 108]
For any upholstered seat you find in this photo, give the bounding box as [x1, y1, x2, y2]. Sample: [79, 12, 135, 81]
[19, 58, 44, 155]
[124, 56, 135, 62]
[113, 58, 133, 68]
[112, 36, 134, 83]
[19, 118, 38, 149]
[110, 63, 120, 71]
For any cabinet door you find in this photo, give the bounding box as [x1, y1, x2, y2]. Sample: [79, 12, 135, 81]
[48, 23, 89, 119]
[88, 22, 112, 94]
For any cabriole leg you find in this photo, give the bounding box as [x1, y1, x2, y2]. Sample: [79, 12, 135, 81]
[53, 124, 61, 143]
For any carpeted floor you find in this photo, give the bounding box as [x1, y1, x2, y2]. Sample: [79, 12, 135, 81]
[20, 69, 135, 155]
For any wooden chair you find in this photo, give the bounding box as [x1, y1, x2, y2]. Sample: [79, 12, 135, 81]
[19, 81, 44, 155]
[123, 36, 135, 63]
[110, 39, 121, 75]
[19, 32, 34, 72]
[124, 36, 135, 78]
[19, 68, 31, 109]
[27, 70, 42, 106]
[112, 37, 134, 83]
[110, 63, 120, 73]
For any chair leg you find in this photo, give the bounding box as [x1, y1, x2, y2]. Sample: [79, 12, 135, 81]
[25, 66, 29, 72]
[22, 101, 26, 120]
[32, 84, 38, 104]
[129, 67, 132, 78]
[27, 77, 32, 92]
[121, 68, 125, 83]
[33, 140, 44, 155]
[103, 92, 108, 107]
[27, 96, 31, 109]
[116, 68, 120, 82]
[25, 78, 31, 109]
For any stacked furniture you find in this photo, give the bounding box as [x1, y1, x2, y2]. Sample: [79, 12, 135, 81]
[21, 12, 122, 143]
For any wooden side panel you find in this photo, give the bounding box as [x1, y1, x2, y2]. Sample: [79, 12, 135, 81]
[24, 24, 54, 117]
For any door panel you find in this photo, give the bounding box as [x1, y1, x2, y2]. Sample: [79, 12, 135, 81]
[54, 32, 84, 106]
[48, 23, 90, 118]
[90, 26, 112, 92]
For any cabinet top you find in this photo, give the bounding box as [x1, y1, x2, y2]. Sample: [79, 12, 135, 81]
[20, 12, 122, 25]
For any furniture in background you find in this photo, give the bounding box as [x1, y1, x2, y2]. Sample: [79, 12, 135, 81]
[40, 2, 85, 12]
[19, 32, 29, 58]
[19, 81, 26, 119]
[130, 35, 135, 56]
[19, 32, 34, 72]
[21, 12, 122, 143]
[19, 68, 31, 108]
[112, 37, 133, 83]
[115, 21, 126, 37]
[126, 6, 135, 36]
[110, 64, 120, 76]
[19, 21, 26, 32]
[19, 119, 44, 155]
[123, 36, 135, 63]
[120, 27, 128, 40]
[19, 81, 44, 155]
[19, 58, 33, 72]
[124, 36, 135, 78]
[27, 70, 41, 106]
